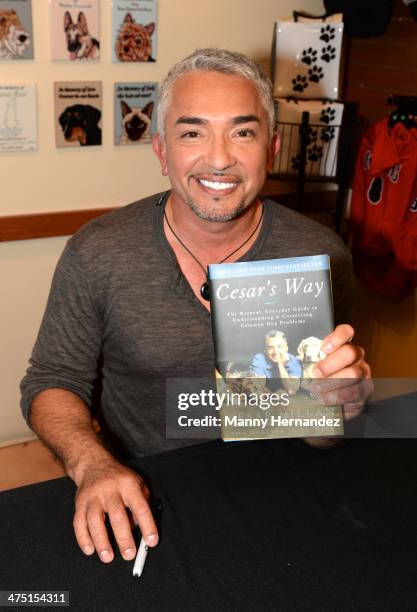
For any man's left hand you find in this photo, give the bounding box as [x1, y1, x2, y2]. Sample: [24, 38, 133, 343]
[310, 324, 373, 420]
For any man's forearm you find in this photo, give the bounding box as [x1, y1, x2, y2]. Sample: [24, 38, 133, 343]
[30, 388, 112, 486]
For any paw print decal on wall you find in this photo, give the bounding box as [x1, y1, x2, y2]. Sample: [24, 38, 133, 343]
[292, 75, 308, 92]
[320, 126, 335, 142]
[307, 144, 323, 162]
[320, 108, 336, 124]
[320, 25, 335, 43]
[321, 45, 336, 63]
[308, 66, 324, 83]
[301, 48, 318, 66]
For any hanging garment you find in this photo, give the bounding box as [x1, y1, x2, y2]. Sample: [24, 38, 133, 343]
[351, 118, 417, 295]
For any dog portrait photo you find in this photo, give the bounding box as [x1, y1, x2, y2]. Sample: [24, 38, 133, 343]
[63, 11, 100, 60]
[59, 104, 101, 146]
[50, 0, 100, 61]
[54, 81, 102, 148]
[112, 0, 157, 62]
[0, 1, 33, 61]
[114, 82, 158, 146]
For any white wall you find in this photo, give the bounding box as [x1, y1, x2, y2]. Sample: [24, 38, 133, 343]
[0, 0, 325, 445]
[1, 237, 68, 445]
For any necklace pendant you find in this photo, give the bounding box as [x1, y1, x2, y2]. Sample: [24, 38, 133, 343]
[200, 281, 210, 301]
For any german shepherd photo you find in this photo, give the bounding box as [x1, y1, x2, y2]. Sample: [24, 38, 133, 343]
[63, 11, 100, 60]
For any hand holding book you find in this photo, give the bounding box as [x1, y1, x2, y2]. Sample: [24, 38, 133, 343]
[308, 323, 373, 421]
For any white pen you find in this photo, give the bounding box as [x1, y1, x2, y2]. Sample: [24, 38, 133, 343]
[132, 498, 162, 578]
[132, 536, 148, 577]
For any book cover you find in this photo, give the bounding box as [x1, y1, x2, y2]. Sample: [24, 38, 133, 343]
[0, 0, 33, 60]
[208, 255, 344, 440]
[54, 81, 102, 148]
[0, 83, 37, 151]
[50, 0, 100, 61]
[114, 81, 158, 146]
[112, 0, 157, 63]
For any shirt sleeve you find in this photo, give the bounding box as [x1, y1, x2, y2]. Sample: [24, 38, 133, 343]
[20, 244, 103, 427]
[250, 353, 267, 376]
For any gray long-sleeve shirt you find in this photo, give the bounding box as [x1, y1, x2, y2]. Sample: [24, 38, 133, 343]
[20, 193, 355, 460]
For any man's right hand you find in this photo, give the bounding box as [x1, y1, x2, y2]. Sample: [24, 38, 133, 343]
[72, 455, 158, 563]
[29, 389, 158, 564]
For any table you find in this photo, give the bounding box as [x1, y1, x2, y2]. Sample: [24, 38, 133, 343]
[1, 435, 417, 611]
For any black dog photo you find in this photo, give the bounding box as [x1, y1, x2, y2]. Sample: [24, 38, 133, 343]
[59, 104, 102, 146]
[54, 80, 103, 148]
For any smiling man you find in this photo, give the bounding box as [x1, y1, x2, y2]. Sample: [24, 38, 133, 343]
[154, 69, 273, 224]
[20, 48, 371, 566]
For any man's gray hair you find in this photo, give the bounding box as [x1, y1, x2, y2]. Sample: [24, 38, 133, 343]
[157, 48, 277, 138]
[265, 330, 287, 342]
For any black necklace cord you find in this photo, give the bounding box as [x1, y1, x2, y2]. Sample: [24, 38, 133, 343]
[163, 201, 264, 301]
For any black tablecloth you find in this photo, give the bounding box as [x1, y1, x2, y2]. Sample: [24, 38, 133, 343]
[1, 436, 417, 611]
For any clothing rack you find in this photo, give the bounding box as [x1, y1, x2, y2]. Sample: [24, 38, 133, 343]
[268, 102, 358, 235]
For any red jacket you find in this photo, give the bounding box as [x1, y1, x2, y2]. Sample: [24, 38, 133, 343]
[351, 118, 417, 295]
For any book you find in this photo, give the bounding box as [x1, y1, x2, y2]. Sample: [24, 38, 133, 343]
[114, 82, 158, 146]
[0, 83, 37, 152]
[54, 81, 102, 148]
[112, 0, 157, 63]
[50, 0, 100, 61]
[208, 254, 344, 440]
[0, 0, 34, 60]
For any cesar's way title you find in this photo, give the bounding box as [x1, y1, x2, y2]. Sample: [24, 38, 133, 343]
[215, 277, 324, 301]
